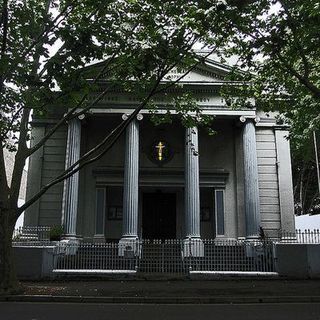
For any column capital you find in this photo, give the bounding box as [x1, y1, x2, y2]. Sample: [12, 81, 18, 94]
[63, 113, 86, 122]
[78, 113, 86, 121]
[122, 113, 143, 121]
[239, 115, 260, 124]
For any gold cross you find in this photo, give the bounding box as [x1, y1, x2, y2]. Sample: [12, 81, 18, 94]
[155, 141, 166, 161]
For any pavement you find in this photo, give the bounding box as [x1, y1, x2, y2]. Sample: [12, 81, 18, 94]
[2, 302, 320, 320]
[1, 279, 320, 304]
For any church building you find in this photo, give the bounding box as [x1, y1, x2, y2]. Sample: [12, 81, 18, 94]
[24, 56, 295, 250]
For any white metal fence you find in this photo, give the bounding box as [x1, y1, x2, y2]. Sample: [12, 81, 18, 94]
[12, 226, 51, 244]
[52, 239, 276, 274]
[280, 229, 320, 243]
[54, 242, 139, 273]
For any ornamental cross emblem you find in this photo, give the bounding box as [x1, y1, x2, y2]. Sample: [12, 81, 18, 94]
[155, 141, 166, 161]
[149, 139, 172, 165]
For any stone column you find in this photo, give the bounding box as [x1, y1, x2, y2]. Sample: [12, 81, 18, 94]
[61, 117, 81, 242]
[241, 117, 261, 239]
[119, 114, 142, 256]
[183, 127, 204, 257]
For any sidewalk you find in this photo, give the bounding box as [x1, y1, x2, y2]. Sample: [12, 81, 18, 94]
[2, 279, 320, 304]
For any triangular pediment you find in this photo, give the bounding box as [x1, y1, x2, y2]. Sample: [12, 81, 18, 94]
[82, 53, 235, 85]
[162, 64, 228, 83]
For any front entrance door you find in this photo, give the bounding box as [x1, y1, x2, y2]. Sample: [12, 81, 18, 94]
[142, 193, 176, 240]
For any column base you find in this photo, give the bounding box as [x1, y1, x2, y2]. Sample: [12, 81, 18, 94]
[214, 237, 237, 245]
[244, 238, 264, 258]
[118, 237, 140, 257]
[245, 235, 261, 241]
[280, 235, 297, 243]
[93, 234, 106, 243]
[58, 235, 80, 255]
[182, 237, 204, 257]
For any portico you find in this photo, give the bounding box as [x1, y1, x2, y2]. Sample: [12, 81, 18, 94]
[61, 113, 262, 246]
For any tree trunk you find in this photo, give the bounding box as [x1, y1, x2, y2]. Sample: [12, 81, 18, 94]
[0, 207, 20, 294]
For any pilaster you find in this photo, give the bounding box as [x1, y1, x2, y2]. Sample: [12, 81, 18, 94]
[275, 129, 295, 233]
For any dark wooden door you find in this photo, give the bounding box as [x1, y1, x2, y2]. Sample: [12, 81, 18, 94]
[142, 193, 176, 240]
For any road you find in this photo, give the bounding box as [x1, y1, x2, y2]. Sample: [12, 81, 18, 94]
[1, 302, 320, 320]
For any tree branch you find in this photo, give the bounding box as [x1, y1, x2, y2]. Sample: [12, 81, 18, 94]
[21, 0, 77, 60]
[37, 4, 102, 79]
[9, 108, 30, 207]
[0, 144, 9, 203]
[0, 0, 8, 92]
[154, 46, 217, 95]
[0, 0, 78, 93]
[27, 20, 141, 156]
[279, 0, 311, 79]
[27, 54, 119, 156]
[0, 106, 24, 141]
[276, 53, 320, 98]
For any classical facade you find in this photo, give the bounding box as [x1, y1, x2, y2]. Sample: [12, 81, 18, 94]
[24, 57, 295, 245]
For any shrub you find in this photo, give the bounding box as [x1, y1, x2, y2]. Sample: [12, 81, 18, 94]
[49, 225, 64, 241]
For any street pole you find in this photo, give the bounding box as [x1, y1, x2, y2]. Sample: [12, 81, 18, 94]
[313, 131, 320, 195]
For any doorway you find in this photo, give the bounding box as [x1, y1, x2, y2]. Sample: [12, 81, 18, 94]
[142, 192, 176, 240]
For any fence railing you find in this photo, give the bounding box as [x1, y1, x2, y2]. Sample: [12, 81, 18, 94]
[54, 242, 139, 272]
[52, 239, 276, 274]
[12, 226, 51, 244]
[280, 229, 320, 243]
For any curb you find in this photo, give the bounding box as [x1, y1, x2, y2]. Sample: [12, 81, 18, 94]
[1, 295, 320, 304]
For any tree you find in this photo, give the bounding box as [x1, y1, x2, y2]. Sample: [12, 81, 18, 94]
[204, 0, 320, 141]
[291, 133, 320, 216]
[0, 0, 233, 293]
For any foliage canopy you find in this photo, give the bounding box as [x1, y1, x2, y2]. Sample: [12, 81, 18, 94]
[208, 0, 320, 144]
